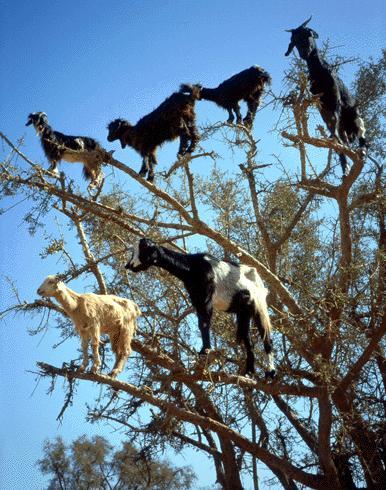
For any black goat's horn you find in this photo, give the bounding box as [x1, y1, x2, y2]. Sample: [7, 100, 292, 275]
[301, 15, 312, 27]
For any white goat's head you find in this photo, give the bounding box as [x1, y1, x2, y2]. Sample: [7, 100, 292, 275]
[37, 275, 64, 297]
[26, 112, 49, 135]
[125, 238, 159, 272]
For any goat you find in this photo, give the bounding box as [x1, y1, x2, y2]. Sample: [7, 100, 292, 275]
[181, 65, 271, 127]
[37, 275, 141, 377]
[285, 17, 367, 176]
[26, 112, 112, 189]
[125, 238, 275, 378]
[107, 86, 200, 182]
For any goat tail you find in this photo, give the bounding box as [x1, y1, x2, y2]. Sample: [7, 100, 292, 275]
[133, 302, 142, 318]
[179, 83, 201, 100]
[82, 165, 93, 181]
[254, 300, 272, 341]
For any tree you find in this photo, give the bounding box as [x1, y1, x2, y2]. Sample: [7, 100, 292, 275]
[38, 435, 196, 490]
[1, 51, 385, 489]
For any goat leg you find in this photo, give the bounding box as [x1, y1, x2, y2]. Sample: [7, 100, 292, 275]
[146, 154, 157, 182]
[197, 308, 212, 355]
[139, 157, 149, 178]
[186, 123, 199, 154]
[90, 328, 101, 374]
[233, 103, 243, 125]
[48, 161, 60, 175]
[339, 153, 350, 177]
[226, 108, 235, 124]
[78, 336, 89, 372]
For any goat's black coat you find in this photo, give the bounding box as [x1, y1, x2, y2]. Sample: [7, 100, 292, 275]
[181, 66, 271, 127]
[26, 112, 111, 187]
[107, 87, 200, 182]
[125, 238, 275, 377]
[285, 17, 367, 175]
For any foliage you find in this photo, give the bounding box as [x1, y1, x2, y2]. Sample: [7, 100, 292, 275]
[38, 435, 196, 490]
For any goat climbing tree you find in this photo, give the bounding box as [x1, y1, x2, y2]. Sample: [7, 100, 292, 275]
[1, 52, 385, 489]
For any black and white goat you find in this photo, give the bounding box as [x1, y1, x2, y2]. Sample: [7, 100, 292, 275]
[285, 17, 367, 176]
[125, 238, 275, 378]
[181, 65, 272, 127]
[26, 112, 112, 189]
[107, 86, 200, 182]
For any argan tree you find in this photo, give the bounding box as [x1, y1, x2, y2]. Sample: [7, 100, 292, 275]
[1, 51, 384, 489]
[38, 435, 196, 490]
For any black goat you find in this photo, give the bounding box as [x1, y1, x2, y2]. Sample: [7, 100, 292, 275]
[26, 112, 112, 189]
[181, 66, 271, 127]
[107, 86, 200, 182]
[125, 238, 275, 378]
[285, 17, 367, 175]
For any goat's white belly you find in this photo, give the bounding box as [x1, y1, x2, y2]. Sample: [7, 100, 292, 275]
[62, 152, 82, 163]
[212, 287, 233, 311]
[207, 258, 241, 311]
[205, 256, 266, 312]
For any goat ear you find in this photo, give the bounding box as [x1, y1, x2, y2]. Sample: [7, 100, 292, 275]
[310, 29, 319, 39]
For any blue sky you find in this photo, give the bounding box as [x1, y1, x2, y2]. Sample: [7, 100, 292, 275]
[0, 1, 384, 488]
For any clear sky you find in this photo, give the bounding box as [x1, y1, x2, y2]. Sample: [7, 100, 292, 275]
[0, 1, 384, 489]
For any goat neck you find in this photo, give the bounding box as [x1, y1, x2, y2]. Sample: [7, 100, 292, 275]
[199, 87, 219, 103]
[304, 48, 325, 75]
[36, 119, 54, 138]
[52, 283, 79, 313]
[153, 246, 191, 281]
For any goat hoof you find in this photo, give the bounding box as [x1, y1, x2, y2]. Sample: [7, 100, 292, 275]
[109, 370, 118, 378]
[91, 366, 100, 374]
[265, 369, 276, 380]
[199, 348, 211, 356]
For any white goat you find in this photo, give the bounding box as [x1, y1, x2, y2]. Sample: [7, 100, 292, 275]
[37, 275, 141, 377]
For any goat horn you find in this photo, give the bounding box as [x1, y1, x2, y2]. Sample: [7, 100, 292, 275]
[301, 15, 312, 27]
[285, 29, 294, 32]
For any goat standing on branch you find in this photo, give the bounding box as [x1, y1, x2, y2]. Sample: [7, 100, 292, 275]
[125, 238, 275, 378]
[181, 65, 271, 127]
[285, 17, 367, 176]
[26, 112, 112, 190]
[107, 86, 200, 182]
[37, 275, 141, 377]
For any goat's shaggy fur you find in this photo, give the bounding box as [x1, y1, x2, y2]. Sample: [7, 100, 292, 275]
[125, 238, 275, 377]
[26, 112, 112, 189]
[107, 86, 200, 182]
[37, 275, 141, 377]
[181, 66, 271, 127]
[285, 17, 367, 175]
